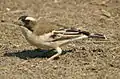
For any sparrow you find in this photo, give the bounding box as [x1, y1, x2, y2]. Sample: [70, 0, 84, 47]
[17, 15, 106, 61]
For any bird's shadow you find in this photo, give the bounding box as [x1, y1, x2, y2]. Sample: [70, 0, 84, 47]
[4, 49, 72, 60]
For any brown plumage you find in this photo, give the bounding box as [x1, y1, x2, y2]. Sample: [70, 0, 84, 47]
[18, 15, 106, 61]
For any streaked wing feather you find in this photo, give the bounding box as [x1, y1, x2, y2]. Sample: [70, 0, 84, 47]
[50, 28, 85, 42]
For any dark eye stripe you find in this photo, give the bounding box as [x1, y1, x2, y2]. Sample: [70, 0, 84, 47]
[24, 20, 30, 24]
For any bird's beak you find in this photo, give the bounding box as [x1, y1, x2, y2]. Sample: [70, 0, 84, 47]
[18, 17, 22, 20]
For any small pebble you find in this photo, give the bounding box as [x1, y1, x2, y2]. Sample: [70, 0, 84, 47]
[6, 8, 10, 11]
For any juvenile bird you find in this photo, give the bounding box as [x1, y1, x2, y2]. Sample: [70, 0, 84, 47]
[18, 15, 106, 61]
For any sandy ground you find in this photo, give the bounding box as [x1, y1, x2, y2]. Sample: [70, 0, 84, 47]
[0, 0, 120, 79]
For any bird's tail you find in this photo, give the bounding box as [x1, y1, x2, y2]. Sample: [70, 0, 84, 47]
[88, 33, 106, 39]
[89, 33, 106, 39]
[57, 30, 106, 46]
[79, 31, 106, 39]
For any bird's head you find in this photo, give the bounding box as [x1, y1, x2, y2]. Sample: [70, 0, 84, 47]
[18, 15, 37, 31]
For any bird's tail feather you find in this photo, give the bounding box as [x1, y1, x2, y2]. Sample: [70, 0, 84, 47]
[65, 33, 106, 43]
[89, 33, 106, 39]
[78, 30, 106, 39]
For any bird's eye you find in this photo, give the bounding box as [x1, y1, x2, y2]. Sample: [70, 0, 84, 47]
[24, 20, 30, 24]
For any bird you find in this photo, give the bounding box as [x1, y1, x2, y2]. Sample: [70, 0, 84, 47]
[17, 15, 106, 61]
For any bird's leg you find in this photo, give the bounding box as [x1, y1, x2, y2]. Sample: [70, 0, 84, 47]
[47, 47, 62, 61]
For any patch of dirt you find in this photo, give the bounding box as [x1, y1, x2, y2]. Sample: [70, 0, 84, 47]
[0, 0, 120, 79]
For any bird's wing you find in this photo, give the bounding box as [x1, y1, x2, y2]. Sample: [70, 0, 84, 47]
[48, 27, 89, 42]
[48, 27, 106, 42]
[32, 21, 67, 35]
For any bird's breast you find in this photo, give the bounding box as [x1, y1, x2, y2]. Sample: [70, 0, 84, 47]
[26, 34, 53, 49]
[20, 26, 53, 49]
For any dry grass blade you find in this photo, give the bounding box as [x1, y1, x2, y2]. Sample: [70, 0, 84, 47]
[0, 66, 8, 70]
[3, 10, 27, 15]
[85, 41, 118, 43]
[101, 9, 111, 18]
